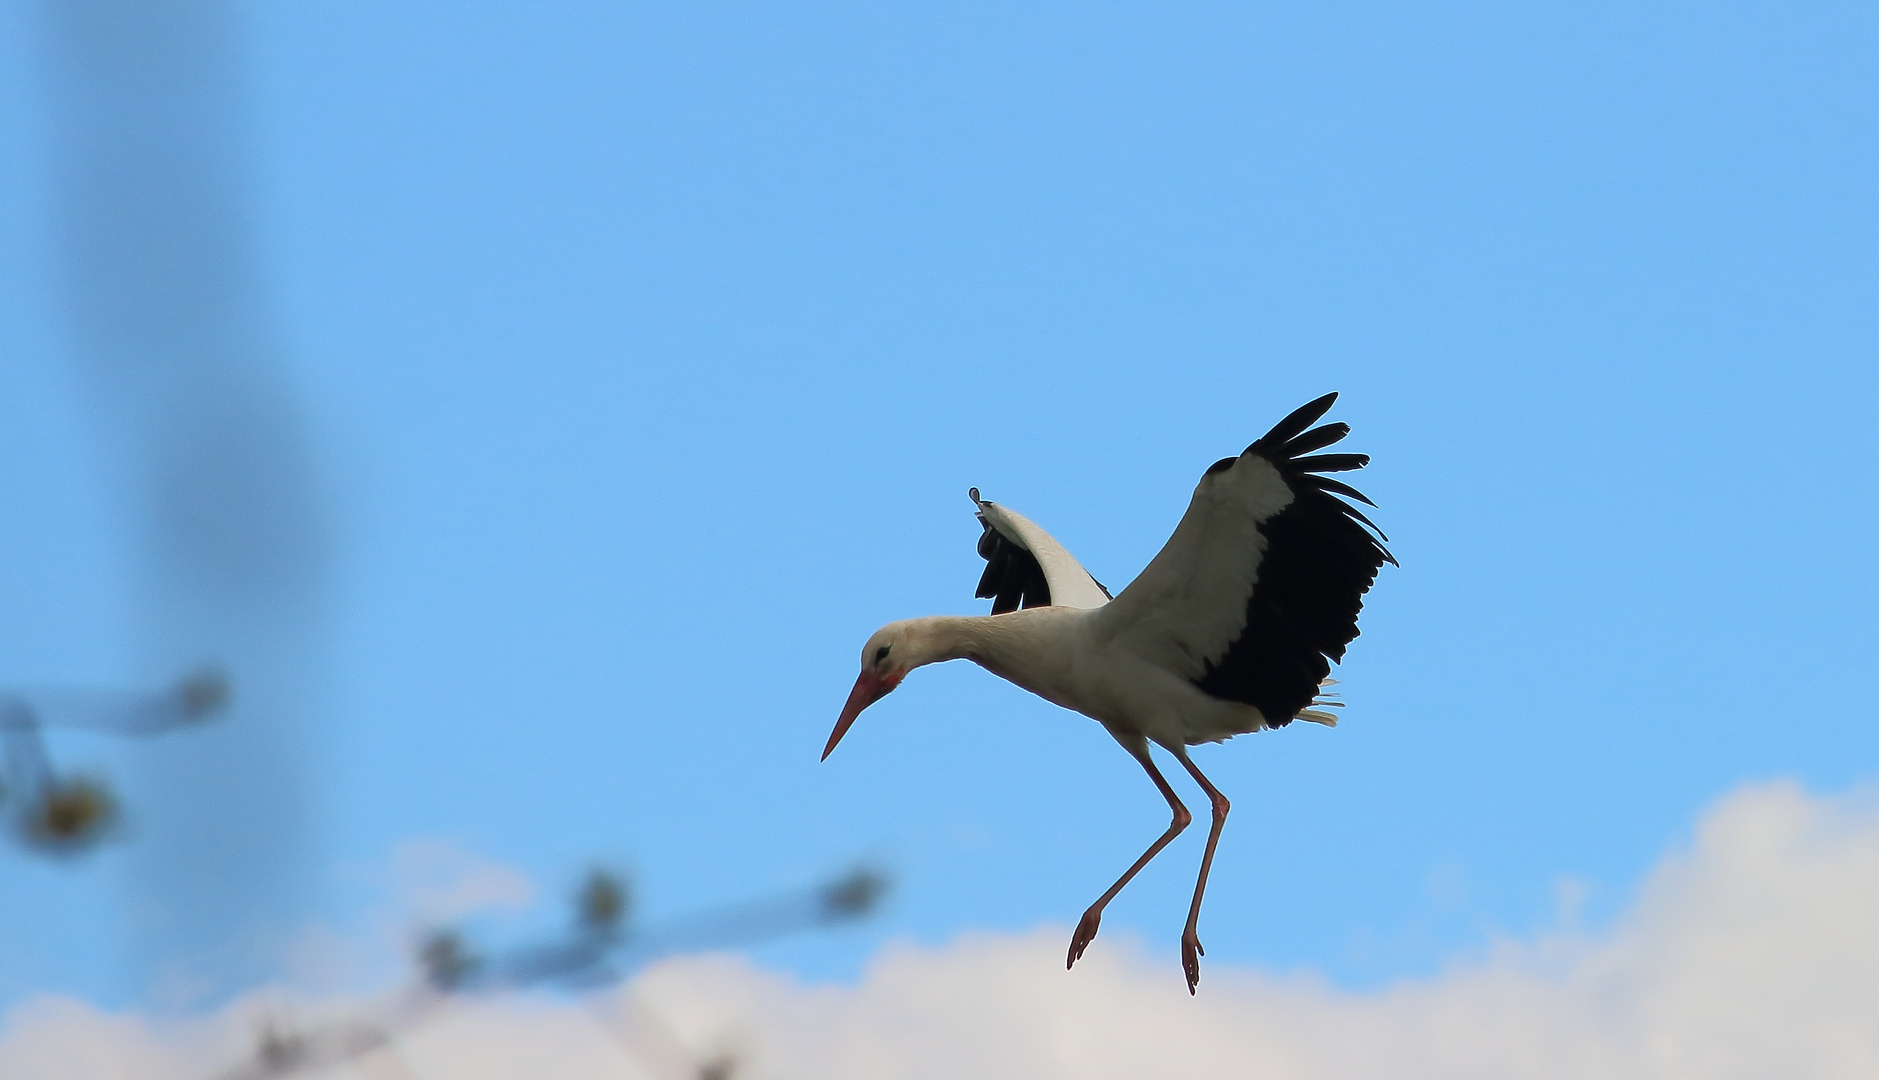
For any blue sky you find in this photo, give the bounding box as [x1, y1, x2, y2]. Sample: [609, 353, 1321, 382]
[1, 0, 1876, 1012]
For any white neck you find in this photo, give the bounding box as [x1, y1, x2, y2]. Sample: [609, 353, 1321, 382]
[894, 611, 1074, 689]
[894, 615, 990, 669]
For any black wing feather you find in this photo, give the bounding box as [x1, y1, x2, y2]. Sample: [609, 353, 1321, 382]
[1289, 453, 1370, 473]
[1309, 475, 1378, 507]
[974, 518, 1051, 614]
[1329, 500, 1391, 545]
[1253, 392, 1341, 451]
[1194, 394, 1394, 726]
[1280, 422, 1351, 457]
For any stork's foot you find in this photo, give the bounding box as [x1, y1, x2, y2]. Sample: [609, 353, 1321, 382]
[1067, 907, 1103, 969]
[1181, 929, 1204, 994]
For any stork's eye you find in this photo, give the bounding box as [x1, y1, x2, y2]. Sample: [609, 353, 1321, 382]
[874, 645, 891, 664]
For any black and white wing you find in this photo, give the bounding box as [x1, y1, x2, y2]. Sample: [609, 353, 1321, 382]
[969, 488, 1112, 614]
[1099, 393, 1394, 727]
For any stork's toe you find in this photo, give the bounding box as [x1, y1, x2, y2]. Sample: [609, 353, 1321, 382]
[1181, 930, 1204, 994]
[1067, 908, 1103, 969]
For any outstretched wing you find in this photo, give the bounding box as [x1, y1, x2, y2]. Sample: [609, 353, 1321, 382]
[1098, 393, 1393, 727]
[970, 488, 1112, 614]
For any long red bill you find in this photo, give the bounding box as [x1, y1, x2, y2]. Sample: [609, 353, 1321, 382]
[823, 669, 896, 760]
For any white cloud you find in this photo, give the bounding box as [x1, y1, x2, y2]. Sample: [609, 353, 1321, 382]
[7, 780, 1879, 1080]
[378, 839, 538, 926]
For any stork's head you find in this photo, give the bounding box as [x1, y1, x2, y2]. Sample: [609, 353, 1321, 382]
[822, 621, 926, 760]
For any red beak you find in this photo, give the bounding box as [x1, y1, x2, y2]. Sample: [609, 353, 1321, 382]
[823, 668, 901, 760]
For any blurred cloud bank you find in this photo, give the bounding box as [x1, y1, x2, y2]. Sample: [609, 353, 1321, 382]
[5, 778, 1876, 1079]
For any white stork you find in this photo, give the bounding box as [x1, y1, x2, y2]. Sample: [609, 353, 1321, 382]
[822, 393, 1395, 992]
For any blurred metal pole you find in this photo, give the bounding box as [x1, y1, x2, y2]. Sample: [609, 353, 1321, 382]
[33, 0, 327, 1002]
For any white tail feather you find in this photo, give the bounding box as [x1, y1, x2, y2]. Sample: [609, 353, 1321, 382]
[1295, 679, 1344, 726]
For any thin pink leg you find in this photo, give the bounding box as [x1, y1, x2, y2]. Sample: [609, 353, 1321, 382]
[1173, 750, 1230, 994]
[1067, 745, 1191, 969]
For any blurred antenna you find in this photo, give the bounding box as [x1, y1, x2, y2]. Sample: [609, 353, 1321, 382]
[31, 0, 330, 1000]
[212, 861, 891, 1080]
[1, 670, 230, 854]
[415, 929, 479, 996]
[576, 867, 631, 938]
[216, 1006, 415, 1080]
[19, 774, 120, 854]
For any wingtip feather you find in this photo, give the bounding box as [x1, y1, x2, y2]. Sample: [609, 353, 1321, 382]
[1281, 422, 1351, 458]
[1290, 452, 1369, 473]
[1251, 392, 1340, 454]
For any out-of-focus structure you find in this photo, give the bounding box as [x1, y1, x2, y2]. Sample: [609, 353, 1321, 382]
[0, 669, 228, 854]
[31, 0, 330, 1000]
[211, 862, 892, 1080]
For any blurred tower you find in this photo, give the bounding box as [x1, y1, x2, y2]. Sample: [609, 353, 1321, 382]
[33, 0, 327, 1002]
